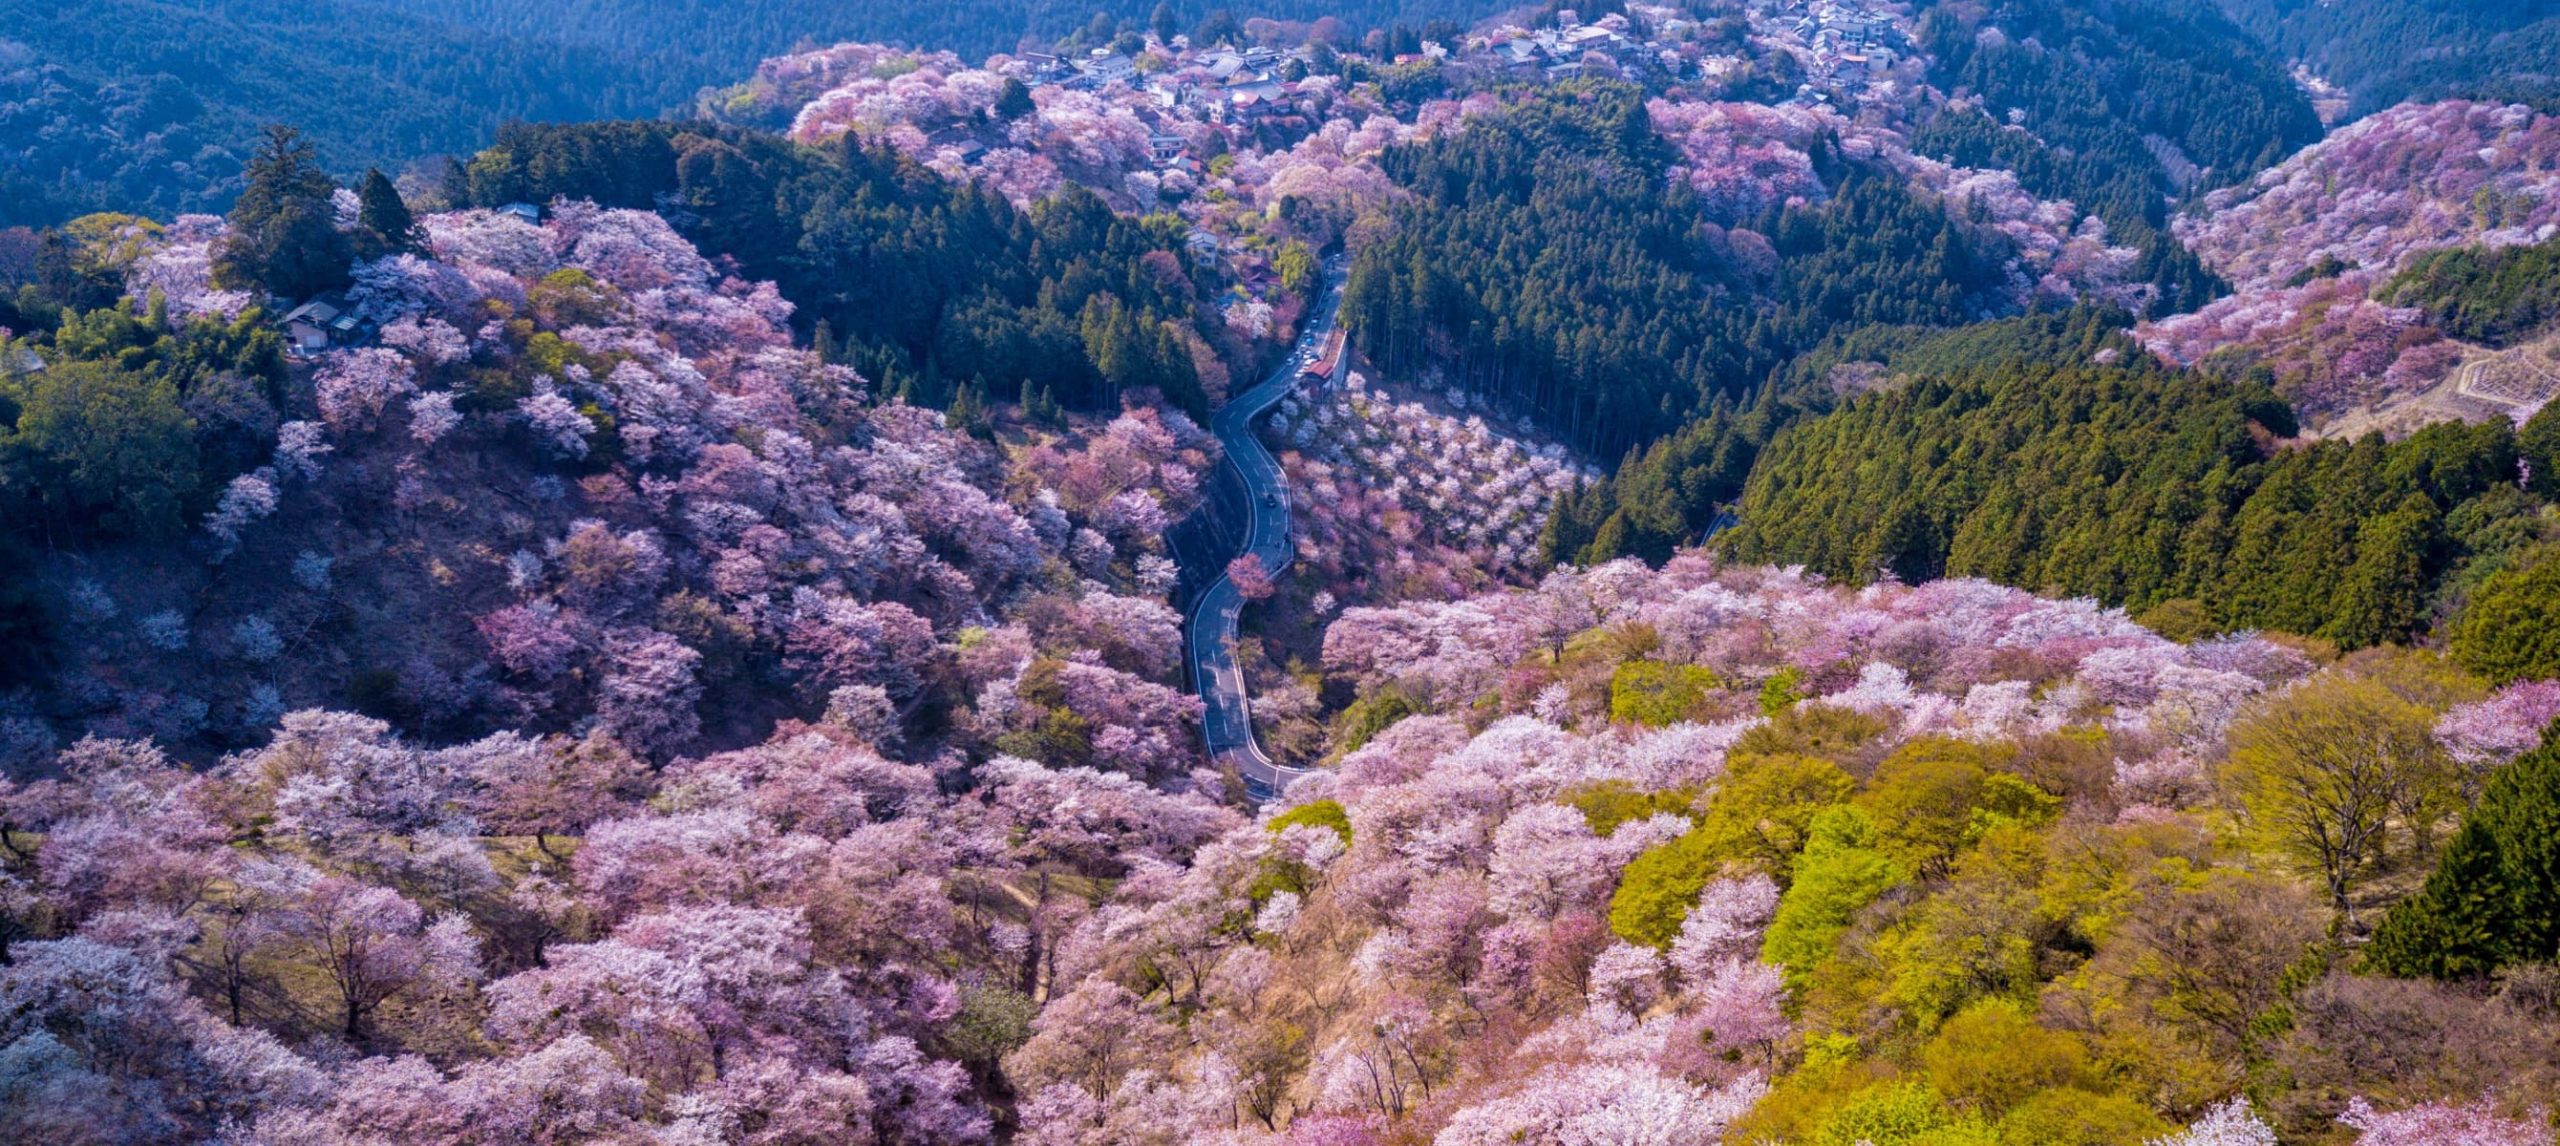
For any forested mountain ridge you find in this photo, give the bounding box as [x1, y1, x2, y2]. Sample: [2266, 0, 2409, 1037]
[1910, 0, 2325, 317]
[2215, 0, 2560, 115]
[1339, 84, 2109, 462]
[455, 120, 1227, 417]
[0, 0, 656, 224]
[1719, 325, 2544, 650]
[0, 0, 1512, 225]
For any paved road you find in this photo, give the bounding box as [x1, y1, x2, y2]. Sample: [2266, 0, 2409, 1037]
[1188, 262, 1347, 801]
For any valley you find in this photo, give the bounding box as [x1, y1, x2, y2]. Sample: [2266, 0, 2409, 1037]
[5, 1, 2560, 1143]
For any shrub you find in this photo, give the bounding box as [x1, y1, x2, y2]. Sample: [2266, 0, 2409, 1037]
[1609, 660, 1721, 727]
[1813, 1081, 1993, 1146]
[1992, 1089, 2167, 1145]
[1919, 1000, 2092, 1114]
[1560, 779, 1697, 837]
[1267, 798, 1352, 847]
[1735, 703, 1892, 770]
[1331, 687, 1417, 754]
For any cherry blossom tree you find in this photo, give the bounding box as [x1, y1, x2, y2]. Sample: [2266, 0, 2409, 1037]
[275, 876, 478, 1043]
[408, 391, 462, 445]
[595, 630, 702, 757]
[518, 390, 594, 460]
[475, 602, 583, 681]
[1667, 874, 1779, 989]
[1434, 1062, 1765, 1146]
[2338, 1096, 2550, 1145]
[314, 348, 418, 432]
[451, 732, 647, 857]
[205, 469, 280, 556]
[1228, 553, 1277, 601]
[1004, 979, 1178, 1109]
[2151, 1099, 2280, 1146]
[784, 592, 938, 701]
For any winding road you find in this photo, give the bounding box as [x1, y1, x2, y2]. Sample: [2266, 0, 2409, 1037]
[1188, 261, 1347, 801]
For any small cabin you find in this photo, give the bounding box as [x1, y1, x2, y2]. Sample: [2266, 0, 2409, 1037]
[497, 202, 542, 225]
[278, 294, 372, 357]
[1079, 53, 1136, 84]
[1303, 329, 1346, 385]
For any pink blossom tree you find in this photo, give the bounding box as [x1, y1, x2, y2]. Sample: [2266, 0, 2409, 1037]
[1228, 553, 1276, 601]
[314, 348, 418, 432]
[2339, 1096, 2550, 1145]
[275, 876, 479, 1043]
[595, 629, 702, 758]
[2152, 1099, 2280, 1146]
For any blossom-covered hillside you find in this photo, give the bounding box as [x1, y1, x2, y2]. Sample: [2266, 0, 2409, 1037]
[3, 199, 1214, 780]
[1040, 555, 2560, 1142]
[1272, 371, 1594, 596]
[16, 6, 2560, 1143]
[13, 550, 2557, 1142]
[2175, 102, 2560, 292]
[2140, 101, 2560, 428]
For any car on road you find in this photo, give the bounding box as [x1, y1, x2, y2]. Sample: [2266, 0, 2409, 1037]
[1262, 492, 1279, 507]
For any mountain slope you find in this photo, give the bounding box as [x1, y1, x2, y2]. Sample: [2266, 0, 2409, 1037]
[0, 0, 1517, 225]
[2216, 0, 2560, 114]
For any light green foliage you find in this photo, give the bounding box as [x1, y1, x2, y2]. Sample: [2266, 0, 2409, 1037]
[2220, 673, 2447, 917]
[1734, 703, 1892, 768]
[1856, 738, 2029, 875]
[1276, 240, 1318, 298]
[1608, 754, 1854, 947]
[1247, 800, 1349, 914]
[1992, 1089, 2169, 1145]
[528, 268, 624, 328]
[1331, 688, 1417, 754]
[1920, 1000, 2092, 1114]
[1267, 798, 1352, 847]
[945, 982, 1037, 1069]
[1560, 780, 1696, 837]
[1974, 774, 2063, 828]
[2135, 597, 2219, 644]
[1813, 1082, 1995, 1146]
[3, 358, 200, 539]
[1869, 824, 2050, 1025]
[1760, 666, 1806, 715]
[1609, 659, 1720, 727]
[1762, 806, 1908, 987]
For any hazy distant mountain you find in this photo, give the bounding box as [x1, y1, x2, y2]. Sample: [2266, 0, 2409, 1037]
[0, 0, 1508, 224]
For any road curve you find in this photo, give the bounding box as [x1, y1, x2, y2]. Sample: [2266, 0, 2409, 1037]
[1188, 262, 1347, 801]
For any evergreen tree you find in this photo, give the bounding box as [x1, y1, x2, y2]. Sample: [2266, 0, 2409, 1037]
[433, 155, 472, 212]
[2450, 544, 2560, 684]
[1721, 324, 2530, 648]
[1193, 8, 1241, 47]
[215, 125, 351, 300]
[357, 167, 422, 255]
[2368, 735, 2560, 978]
[996, 77, 1036, 122]
[2520, 401, 2560, 497]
